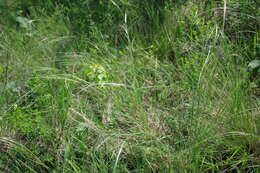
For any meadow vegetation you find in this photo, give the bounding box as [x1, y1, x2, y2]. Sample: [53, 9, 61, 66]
[0, 0, 259, 172]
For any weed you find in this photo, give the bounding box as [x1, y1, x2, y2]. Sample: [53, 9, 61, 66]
[0, 0, 259, 172]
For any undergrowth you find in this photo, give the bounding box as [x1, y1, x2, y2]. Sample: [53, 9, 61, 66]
[0, 0, 259, 172]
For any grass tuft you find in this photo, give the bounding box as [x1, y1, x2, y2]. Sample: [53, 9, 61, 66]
[0, 0, 259, 172]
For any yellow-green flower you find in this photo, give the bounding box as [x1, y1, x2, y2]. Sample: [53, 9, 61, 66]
[84, 64, 108, 84]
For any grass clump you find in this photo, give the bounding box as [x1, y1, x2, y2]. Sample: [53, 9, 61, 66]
[0, 0, 259, 172]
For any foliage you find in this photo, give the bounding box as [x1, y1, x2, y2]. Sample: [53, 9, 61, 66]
[0, 0, 259, 172]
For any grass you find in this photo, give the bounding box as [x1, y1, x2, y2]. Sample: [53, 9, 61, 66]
[0, 0, 259, 172]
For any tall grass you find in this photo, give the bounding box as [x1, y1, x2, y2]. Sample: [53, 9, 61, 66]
[0, 0, 259, 172]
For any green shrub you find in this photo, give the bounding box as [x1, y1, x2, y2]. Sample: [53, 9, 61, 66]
[4, 69, 71, 139]
[9, 105, 50, 138]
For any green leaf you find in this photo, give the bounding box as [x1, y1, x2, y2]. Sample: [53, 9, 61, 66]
[15, 16, 33, 28]
[248, 60, 260, 71]
[0, 65, 4, 74]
